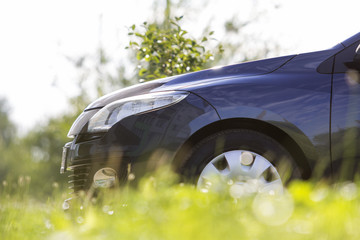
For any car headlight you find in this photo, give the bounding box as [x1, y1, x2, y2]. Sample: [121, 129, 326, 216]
[87, 91, 189, 133]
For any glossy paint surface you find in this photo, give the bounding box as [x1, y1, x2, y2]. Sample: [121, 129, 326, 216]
[65, 32, 360, 185]
[154, 49, 333, 174]
[67, 93, 219, 184]
[331, 39, 360, 179]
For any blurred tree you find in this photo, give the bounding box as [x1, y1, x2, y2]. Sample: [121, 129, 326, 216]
[127, 17, 223, 81]
[0, 98, 18, 186]
[0, 99, 37, 196]
[19, 113, 77, 196]
[0, 98, 79, 197]
[218, 18, 281, 65]
[65, 46, 134, 108]
[0, 98, 15, 147]
[65, 0, 280, 97]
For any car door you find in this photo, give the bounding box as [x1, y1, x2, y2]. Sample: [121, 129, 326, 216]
[331, 40, 360, 180]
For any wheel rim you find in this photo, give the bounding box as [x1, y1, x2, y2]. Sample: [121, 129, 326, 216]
[197, 150, 283, 197]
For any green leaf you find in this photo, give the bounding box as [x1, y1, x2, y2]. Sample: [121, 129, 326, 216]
[180, 30, 188, 36]
[170, 20, 180, 28]
[175, 16, 183, 21]
[139, 68, 147, 76]
[129, 41, 139, 46]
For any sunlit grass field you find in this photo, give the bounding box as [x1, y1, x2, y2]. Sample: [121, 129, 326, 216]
[1, 170, 360, 240]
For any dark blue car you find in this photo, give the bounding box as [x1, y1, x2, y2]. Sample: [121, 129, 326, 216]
[61, 32, 360, 196]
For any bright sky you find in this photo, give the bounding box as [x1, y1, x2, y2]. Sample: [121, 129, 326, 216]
[0, 0, 359, 133]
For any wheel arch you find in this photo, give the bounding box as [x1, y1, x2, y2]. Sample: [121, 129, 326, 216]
[173, 118, 312, 179]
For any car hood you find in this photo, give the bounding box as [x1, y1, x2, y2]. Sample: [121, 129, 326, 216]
[85, 55, 295, 110]
[158, 54, 296, 87]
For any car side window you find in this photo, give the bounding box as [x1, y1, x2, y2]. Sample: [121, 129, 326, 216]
[334, 41, 360, 73]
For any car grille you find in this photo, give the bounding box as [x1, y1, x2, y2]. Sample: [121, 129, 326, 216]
[67, 163, 92, 193]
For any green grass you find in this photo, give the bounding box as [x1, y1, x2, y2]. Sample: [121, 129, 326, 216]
[1, 171, 360, 240]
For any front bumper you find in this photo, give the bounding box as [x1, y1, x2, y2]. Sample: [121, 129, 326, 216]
[60, 93, 220, 193]
[61, 136, 128, 193]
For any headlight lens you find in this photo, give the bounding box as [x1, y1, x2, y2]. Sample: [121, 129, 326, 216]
[87, 91, 189, 133]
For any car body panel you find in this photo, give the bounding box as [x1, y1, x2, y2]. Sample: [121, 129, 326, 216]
[156, 54, 296, 89]
[162, 49, 338, 174]
[63, 32, 360, 192]
[331, 39, 360, 180]
[64, 93, 220, 190]
[83, 54, 297, 111]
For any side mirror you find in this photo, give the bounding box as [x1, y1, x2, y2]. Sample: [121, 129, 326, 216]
[344, 43, 360, 71]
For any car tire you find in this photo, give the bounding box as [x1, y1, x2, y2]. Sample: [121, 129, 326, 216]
[180, 129, 299, 194]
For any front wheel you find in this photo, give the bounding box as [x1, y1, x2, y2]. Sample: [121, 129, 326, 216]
[180, 129, 299, 195]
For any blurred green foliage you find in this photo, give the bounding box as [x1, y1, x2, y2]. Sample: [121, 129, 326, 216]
[0, 98, 15, 147]
[0, 98, 17, 183]
[0, 111, 76, 198]
[20, 113, 78, 195]
[1, 171, 360, 240]
[127, 17, 224, 81]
